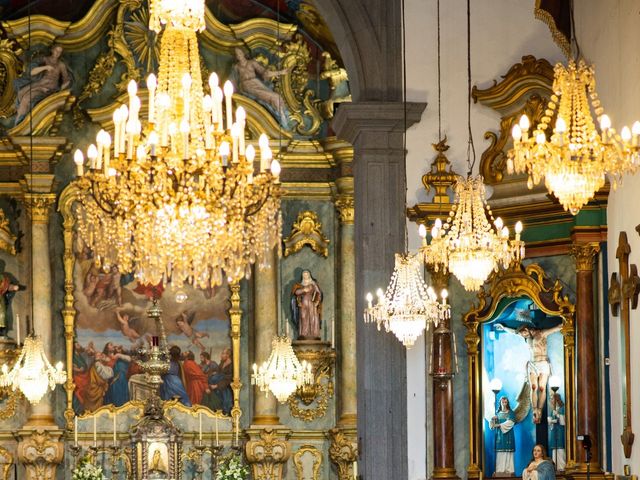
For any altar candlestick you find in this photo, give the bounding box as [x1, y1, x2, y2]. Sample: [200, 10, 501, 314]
[93, 416, 97, 447]
[112, 412, 117, 445]
[215, 416, 219, 446]
[74, 416, 78, 447]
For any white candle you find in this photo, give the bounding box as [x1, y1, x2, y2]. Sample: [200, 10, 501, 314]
[331, 316, 335, 347]
[74, 415, 78, 447]
[15, 313, 20, 345]
[215, 416, 219, 446]
[353, 461, 358, 479]
[112, 412, 117, 445]
[223, 81, 234, 131]
[93, 416, 97, 447]
[198, 412, 202, 443]
[74, 149, 84, 177]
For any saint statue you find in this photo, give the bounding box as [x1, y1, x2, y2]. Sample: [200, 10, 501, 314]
[491, 396, 516, 475]
[522, 444, 556, 480]
[0, 260, 25, 338]
[547, 393, 566, 470]
[149, 448, 167, 476]
[233, 48, 289, 124]
[290, 270, 323, 340]
[495, 322, 562, 423]
[14, 44, 71, 126]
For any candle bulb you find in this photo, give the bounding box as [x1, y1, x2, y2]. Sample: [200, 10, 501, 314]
[223, 81, 234, 131]
[87, 144, 98, 170]
[74, 149, 84, 176]
[147, 73, 157, 123]
[220, 141, 230, 167]
[148, 131, 159, 157]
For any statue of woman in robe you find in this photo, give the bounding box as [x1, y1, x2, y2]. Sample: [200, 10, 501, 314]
[491, 396, 516, 475]
[291, 270, 323, 340]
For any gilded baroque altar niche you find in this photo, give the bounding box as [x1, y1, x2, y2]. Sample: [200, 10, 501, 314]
[463, 264, 576, 480]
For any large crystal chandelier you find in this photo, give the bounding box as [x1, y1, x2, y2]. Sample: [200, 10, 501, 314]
[0, 335, 66, 404]
[508, 59, 640, 215]
[420, 177, 524, 292]
[73, 0, 282, 289]
[364, 253, 450, 347]
[251, 336, 313, 403]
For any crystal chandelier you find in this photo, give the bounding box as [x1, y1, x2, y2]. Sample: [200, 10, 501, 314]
[419, 176, 525, 292]
[251, 335, 313, 403]
[0, 335, 66, 404]
[508, 59, 640, 215]
[73, 0, 282, 289]
[364, 253, 450, 347]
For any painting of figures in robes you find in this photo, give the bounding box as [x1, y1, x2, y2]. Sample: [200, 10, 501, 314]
[71, 242, 234, 417]
[481, 298, 566, 476]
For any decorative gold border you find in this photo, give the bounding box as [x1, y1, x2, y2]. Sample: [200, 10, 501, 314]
[58, 183, 243, 431]
[463, 263, 576, 479]
[293, 444, 322, 480]
[0, 445, 12, 480]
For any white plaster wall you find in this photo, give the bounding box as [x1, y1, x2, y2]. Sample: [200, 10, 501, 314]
[404, 1, 564, 478]
[575, 1, 640, 475]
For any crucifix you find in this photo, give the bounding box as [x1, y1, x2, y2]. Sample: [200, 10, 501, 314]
[608, 231, 639, 458]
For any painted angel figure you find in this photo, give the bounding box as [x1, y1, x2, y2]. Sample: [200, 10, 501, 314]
[175, 311, 210, 350]
[490, 383, 531, 475]
[494, 320, 562, 423]
[290, 269, 323, 339]
[115, 310, 140, 342]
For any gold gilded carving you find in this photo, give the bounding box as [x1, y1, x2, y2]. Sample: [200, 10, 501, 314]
[569, 242, 600, 272]
[0, 446, 14, 480]
[471, 56, 554, 184]
[0, 209, 17, 255]
[17, 429, 64, 480]
[293, 445, 322, 480]
[463, 263, 576, 479]
[318, 52, 351, 120]
[284, 211, 330, 258]
[23, 193, 56, 224]
[609, 231, 637, 458]
[245, 428, 291, 480]
[334, 196, 354, 225]
[288, 346, 335, 422]
[327, 428, 357, 480]
[0, 38, 23, 119]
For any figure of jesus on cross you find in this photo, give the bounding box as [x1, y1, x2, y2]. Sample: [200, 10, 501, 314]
[495, 319, 563, 424]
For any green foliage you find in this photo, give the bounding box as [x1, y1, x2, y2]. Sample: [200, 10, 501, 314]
[71, 456, 105, 480]
[216, 453, 250, 480]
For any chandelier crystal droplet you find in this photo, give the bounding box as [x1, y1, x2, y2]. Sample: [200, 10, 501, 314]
[419, 176, 525, 292]
[508, 59, 640, 215]
[73, 0, 282, 289]
[363, 253, 450, 347]
[251, 335, 313, 403]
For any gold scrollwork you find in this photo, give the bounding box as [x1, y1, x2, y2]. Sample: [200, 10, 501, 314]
[471, 56, 555, 184]
[293, 445, 322, 480]
[17, 429, 64, 480]
[318, 52, 351, 120]
[245, 428, 291, 480]
[327, 428, 357, 480]
[287, 346, 335, 422]
[284, 211, 330, 258]
[463, 263, 576, 479]
[0, 38, 23, 119]
[0, 445, 14, 480]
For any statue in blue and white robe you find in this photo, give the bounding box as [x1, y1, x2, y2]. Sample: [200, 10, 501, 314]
[547, 393, 566, 470]
[491, 396, 516, 474]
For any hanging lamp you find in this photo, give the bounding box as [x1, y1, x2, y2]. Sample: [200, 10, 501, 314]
[419, 0, 525, 292]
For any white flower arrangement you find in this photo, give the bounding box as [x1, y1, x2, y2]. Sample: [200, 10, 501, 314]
[72, 457, 105, 480]
[216, 453, 250, 480]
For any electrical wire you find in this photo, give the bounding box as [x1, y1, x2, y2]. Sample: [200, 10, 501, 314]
[465, 0, 476, 178]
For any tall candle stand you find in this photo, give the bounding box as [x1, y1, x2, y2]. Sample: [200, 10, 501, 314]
[108, 445, 122, 479]
[69, 444, 83, 471]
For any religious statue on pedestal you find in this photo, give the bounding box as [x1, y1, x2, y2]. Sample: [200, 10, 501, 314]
[547, 393, 566, 471]
[491, 396, 516, 475]
[290, 270, 323, 340]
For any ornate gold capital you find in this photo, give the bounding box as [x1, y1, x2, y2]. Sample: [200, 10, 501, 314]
[23, 194, 56, 224]
[17, 428, 64, 480]
[328, 427, 358, 480]
[245, 428, 291, 480]
[335, 195, 354, 225]
[283, 210, 330, 257]
[569, 242, 600, 272]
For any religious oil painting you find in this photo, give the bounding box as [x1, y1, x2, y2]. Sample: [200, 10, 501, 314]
[482, 297, 566, 476]
[72, 243, 234, 417]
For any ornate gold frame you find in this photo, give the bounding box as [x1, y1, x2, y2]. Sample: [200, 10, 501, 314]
[463, 263, 576, 479]
[58, 183, 244, 431]
[293, 445, 322, 480]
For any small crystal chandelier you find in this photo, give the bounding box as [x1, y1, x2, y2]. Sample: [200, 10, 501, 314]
[364, 253, 450, 347]
[420, 177, 524, 292]
[0, 334, 66, 405]
[508, 60, 640, 215]
[251, 336, 313, 403]
[73, 0, 282, 289]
